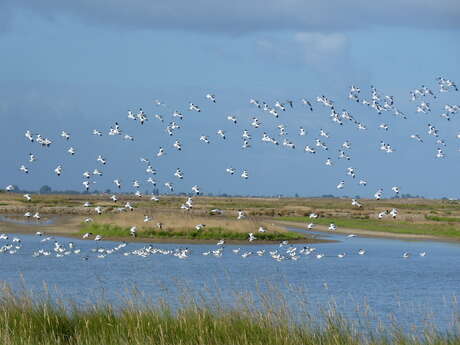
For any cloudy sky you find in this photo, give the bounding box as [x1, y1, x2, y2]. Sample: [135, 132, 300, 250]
[1, 0, 459, 198]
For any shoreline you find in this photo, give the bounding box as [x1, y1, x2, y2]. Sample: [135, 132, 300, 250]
[0, 215, 330, 245]
[2, 208, 460, 245]
[273, 219, 460, 243]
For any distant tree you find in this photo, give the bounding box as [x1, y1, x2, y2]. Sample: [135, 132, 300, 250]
[39, 185, 52, 194]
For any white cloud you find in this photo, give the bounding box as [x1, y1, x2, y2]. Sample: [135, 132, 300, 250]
[1, 0, 459, 34]
[293, 32, 349, 64]
[256, 32, 350, 68]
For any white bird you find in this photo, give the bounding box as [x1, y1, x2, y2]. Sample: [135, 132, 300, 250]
[351, 199, 362, 207]
[389, 208, 398, 218]
[82, 181, 92, 191]
[436, 148, 445, 158]
[227, 115, 237, 124]
[164, 182, 174, 191]
[67, 147, 76, 155]
[378, 210, 387, 219]
[25, 130, 34, 142]
[217, 129, 226, 139]
[237, 210, 246, 220]
[93, 169, 102, 176]
[195, 224, 206, 230]
[319, 129, 329, 138]
[20, 165, 29, 174]
[173, 140, 182, 151]
[189, 103, 201, 112]
[54, 165, 62, 176]
[174, 168, 184, 179]
[60, 131, 70, 140]
[199, 135, 210, 144]
[130, 226, 137, 237]
[191, 185, 200, 195]
[251, 118, 261, 128]
[410, 134, 423, 143]
[96, 155, 107, 165]
[206, 93, 216, 103]
[241, 170, 249, 179]
[337, 181, 345, 189]
[28, 153, 37, 162]
[157, 147, 165, 157]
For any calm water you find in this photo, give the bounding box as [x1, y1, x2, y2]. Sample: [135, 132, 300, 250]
[0, 229, 459, 332]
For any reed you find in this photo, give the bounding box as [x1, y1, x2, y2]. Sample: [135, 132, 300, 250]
[0, 286, 456, 345]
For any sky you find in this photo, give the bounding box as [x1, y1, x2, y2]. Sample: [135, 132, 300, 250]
[0, 0, 459, 198]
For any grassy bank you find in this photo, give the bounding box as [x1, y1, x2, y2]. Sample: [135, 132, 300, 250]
[81, 222, 306, 241]
[278, 216, 460, 238]
[0, 289, 457, 345]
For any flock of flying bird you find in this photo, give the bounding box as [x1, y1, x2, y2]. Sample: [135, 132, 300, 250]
[0, 232, 426, 261]
[2, 76, 459, 259]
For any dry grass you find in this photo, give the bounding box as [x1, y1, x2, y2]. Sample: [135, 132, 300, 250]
[2, 194, 460, 238]
[92, 210, 287, 234]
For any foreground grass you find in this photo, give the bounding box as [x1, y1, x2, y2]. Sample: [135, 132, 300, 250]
[278, 216, 460, 238]
[0, 289, 457, 345]
[81, 222, 306, 241]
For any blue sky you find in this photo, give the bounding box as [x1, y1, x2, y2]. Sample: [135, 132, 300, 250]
[1, 1, 459, 198]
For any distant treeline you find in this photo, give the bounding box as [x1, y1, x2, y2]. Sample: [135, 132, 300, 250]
[0, 185, 441, 200]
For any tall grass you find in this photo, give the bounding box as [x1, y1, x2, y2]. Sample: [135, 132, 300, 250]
[0, 286, 457, 345]
[80, 222, 305, 241]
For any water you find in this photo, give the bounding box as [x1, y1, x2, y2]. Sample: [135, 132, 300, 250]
[0, 215, 55, 226]
[0, 229, 459, 332]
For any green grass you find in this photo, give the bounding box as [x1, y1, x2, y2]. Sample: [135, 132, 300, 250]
[80, 223, 306, 241]
[0, 288, 456, 345]
[425, 215, 460, 222]
[277, 216, 460, 238]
